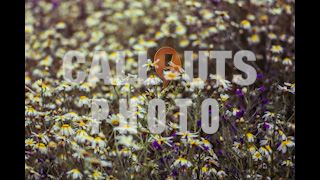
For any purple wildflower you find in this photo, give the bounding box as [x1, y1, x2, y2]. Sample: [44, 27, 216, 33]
[216, 140, 221, 144]
[262, 99, 269, 104]
[173, 171, 178, 176]
[259, 87, 265, 91]
[257, 74, 262, 79]
[231, 126, 236, 131]
[152, 141, 162, 150]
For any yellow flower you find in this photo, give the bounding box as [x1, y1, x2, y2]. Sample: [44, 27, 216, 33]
[246, 133, 254, 142]
[34, 143, 47, 154]
[248, 34, 260, 44]
[163, 70, 181, 81]
[248, 146, 256, 154]
[240, 20, 251, 29]
[25, 107, 38, 117]
[282, 57, 292, 66]
[66, 169, 83, 179]
[277, 140, 295, 153]
[173, 156, 193, 168]
[59, 124, 75, 136]
[252, 152, 262, 161]
[271, 45, 283, 53]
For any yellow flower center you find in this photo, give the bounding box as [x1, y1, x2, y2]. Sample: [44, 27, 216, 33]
[26, 141, 34, 145]
[37, 143, 46, 148]
[167, 73, 177, 79]
[178, 157, 187, 162]
[80, 96, 88, 100]
[273, 46, 281, 50]
[62, 124, 70, 128]
[254, 152, 261, 158]
[72, 169, 80, 173]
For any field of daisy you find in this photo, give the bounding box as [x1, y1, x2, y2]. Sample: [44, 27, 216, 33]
[25, 0, 295, 179]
